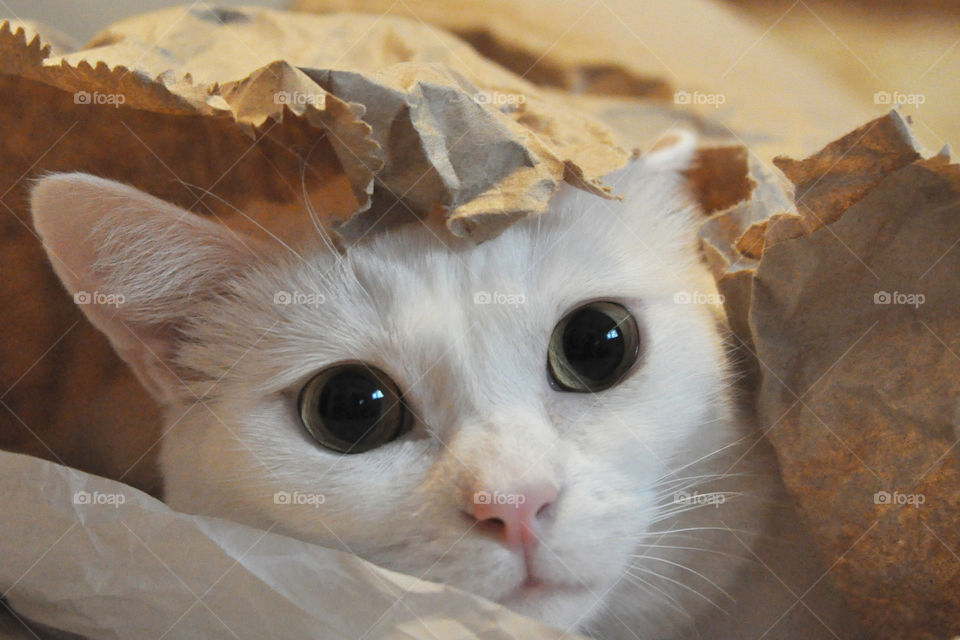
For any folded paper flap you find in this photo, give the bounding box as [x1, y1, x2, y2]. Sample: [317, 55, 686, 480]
[0, 7, 632, 242]
[0, 450, 586, 639]
[772, 110, 922, 232]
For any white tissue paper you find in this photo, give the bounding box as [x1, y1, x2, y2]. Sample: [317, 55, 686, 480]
[0, 450, 587, 639]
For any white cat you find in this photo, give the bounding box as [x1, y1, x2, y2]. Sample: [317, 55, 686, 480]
[30, 137, 849, 639]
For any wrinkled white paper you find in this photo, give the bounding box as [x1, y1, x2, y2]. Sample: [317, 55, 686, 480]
[0, 451, 587, 639]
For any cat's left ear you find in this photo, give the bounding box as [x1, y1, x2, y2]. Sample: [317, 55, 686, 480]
[31, 173, 261, 403]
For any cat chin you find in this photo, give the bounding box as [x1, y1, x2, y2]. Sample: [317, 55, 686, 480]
[500, 583, 606, 633]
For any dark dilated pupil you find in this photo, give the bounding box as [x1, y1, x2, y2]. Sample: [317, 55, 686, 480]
[562, 308, 625, 381]
[317, 371, 386, 444]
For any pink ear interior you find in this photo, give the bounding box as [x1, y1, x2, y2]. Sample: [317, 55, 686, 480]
[641, 130, 697, 172]
[30, 173, 255, 403]
[31, 174, 121, 300]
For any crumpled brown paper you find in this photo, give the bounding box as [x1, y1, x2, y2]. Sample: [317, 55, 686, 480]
[0, 450, 584, 640]
[0, 6, 631, 242]
[704, 110, 960, 639]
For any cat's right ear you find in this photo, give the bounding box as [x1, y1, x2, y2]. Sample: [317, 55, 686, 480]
[605, 130, 698, 190]
[639, 130, 698, 173]
[31, 173, 260, 403]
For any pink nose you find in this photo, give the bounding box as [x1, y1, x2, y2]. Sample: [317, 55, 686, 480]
[470, 484, 559, 550]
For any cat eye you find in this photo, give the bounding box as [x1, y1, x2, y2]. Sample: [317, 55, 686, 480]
[298, 364, 408, 453]
[547, 301, 641, 392]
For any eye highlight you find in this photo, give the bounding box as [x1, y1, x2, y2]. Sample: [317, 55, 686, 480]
[547, 301, 641, 392]
[298, 363, 408, 453]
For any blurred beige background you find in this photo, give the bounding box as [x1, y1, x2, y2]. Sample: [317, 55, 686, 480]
[728, 0, 959, 154]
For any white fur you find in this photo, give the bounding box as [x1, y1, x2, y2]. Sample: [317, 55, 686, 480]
[31, 141, 798, 638]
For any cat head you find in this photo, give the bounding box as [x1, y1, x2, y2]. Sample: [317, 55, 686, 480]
[31, 134, 737, 632]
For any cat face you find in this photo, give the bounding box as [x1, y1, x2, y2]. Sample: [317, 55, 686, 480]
[32, 136, 737, 633]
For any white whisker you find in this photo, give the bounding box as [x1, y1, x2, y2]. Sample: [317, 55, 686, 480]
[631, 555, 735, 601]
[627, 567, 729, 615]
[299, 145, 341, 258]
[619, 572, 694, 621]
[631, 544, 746, 563]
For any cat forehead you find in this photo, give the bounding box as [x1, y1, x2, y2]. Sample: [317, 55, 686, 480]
[298, 222, 631, 322]
[272, 224, 552, 353]
[263, 184, 698, 336]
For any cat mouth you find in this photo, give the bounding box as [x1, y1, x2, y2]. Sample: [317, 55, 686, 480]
[500, 576, 587, 604]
